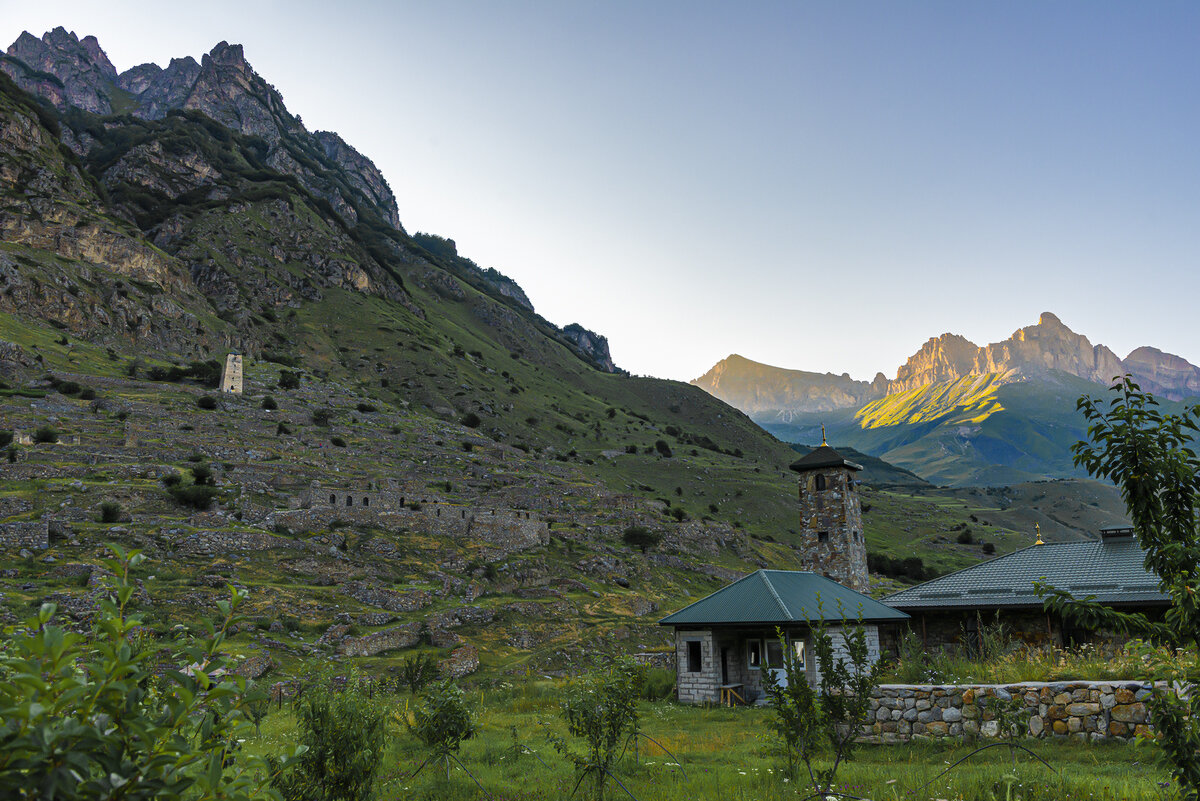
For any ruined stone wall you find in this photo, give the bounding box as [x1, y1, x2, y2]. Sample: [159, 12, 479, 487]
[865, 681, 1158, 743]
[796, 468, 868, 591]
[0, 520, 49, 550]
[887, 610, 1149, 657]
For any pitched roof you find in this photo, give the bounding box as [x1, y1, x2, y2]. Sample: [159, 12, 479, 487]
[789, 445, 863, 472]
[883, 537, 1168, 611]
[659, 570, 909, 627]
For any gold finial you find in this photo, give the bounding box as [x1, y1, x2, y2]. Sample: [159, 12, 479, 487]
[1034, 523, 1044, 546]
[821, 424, 827, 446]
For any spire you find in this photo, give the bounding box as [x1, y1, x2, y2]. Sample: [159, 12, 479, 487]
[821, 424, 827, 446]
[1034, 523, 1044, 546]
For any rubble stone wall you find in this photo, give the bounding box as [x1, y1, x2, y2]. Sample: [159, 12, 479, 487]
[0, 519, 50, 550]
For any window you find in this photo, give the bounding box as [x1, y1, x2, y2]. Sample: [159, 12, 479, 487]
[818, 531, 829, 543]
[814, 474, 826, 491]
[747, 639, 762, 668]
[686, 640, 702, 673]
[363, 497, 369, 507]
[765, 639, 783, 668]
[346, 496, 353, 506]
[793, 640, 806, 670]
[329, 494, 336, 505]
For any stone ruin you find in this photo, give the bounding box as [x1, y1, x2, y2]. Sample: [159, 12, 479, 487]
[220, 353, 243, 394]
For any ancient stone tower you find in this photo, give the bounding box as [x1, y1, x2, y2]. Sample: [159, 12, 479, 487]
[220, 353, 243, 394]
[790, 439, 868, 592]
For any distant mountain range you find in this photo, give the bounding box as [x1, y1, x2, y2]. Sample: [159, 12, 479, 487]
[693, 313, 1200, 486]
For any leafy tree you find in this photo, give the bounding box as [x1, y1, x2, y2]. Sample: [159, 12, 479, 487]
[400, 653, 439, 695]
[1039, 377, 1200, 799]
[271, 670, 385, 801]
[261, 396, 278, 410]
[621, 525, 662, 554]
[0, 546, 287, 799]
[555, 657, 642, 800]
[408, 679, 476, 780]
[277, 371, 300, 390]
[762, 602, 881, 795]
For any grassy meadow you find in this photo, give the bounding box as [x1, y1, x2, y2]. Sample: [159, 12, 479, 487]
[243, 681, 1170, 801]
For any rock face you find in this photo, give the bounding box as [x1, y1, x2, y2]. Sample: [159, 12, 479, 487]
[692, 354, 888, 417]
[696, 312, 1200, 418]
[561, 324, 618, 373]
[3, 30, 402, 236]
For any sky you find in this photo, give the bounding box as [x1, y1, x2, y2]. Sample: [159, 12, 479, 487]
[4, 1, 1199, 382]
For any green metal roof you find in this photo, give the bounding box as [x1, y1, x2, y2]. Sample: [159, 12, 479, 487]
[789, 444, 863, 473]
[883, 537, 1169, 611]
[658, 570, 909, 627]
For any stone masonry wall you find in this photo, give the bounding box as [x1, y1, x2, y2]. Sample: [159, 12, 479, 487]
[796, 467, 867, 592]
[0, 520, 50, 550]
[865, 681, 1157, 743]
[675, 630, 719, 703]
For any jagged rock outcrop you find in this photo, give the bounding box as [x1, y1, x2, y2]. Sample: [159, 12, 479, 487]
[4, 27, 117, 114]
[561, 324, 617, 373]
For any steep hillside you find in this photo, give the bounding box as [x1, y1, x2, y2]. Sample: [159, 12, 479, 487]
[692, 354, 887, 417]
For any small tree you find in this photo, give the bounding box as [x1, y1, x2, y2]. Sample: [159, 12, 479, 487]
[622, 525, 662, 554]
[32, 425, 58, 443]
[762, 601, 881, 796]
[0, 546, 286, 799]
[196, 395, 218, 410]
[271, 669, 386, 801]
[1039, 377, 1200, 799]
[408, 678, 476, 780]
[400, 653, 439, 695]
[278, 371, 300, 390]
[556, 657, 642, 800]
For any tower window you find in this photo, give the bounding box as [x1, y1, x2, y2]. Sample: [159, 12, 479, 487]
[815, 474, 826, 491]
[687, 640, 703, 673]
[818, 531, 829, 543]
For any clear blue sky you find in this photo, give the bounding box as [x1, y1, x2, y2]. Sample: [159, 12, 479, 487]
[5, 1, 1199, 381]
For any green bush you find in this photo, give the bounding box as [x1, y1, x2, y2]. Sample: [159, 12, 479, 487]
[57, 380, 82, 395]
[262, 395, 278, 410]
[311, 409, 332, 427]
[622, 525, 662, 553]
[654, 439, 673, 458]
[168, 484, 218, 510]
[99, 501, 121, 523]
[460, 412, 481, 428]
[556, 657, 642, 801]
[0, 430, 11, 448]
[278, 371, 301, 390]
[956, 529, 974, 544]
[355, 402, 377, 413]
[32, 425, 58, 444]
[271, 670, 385, 801]
[160, 472, 182, 488]
[0, 546, 284, 799]
[639, 666, 675, 700]
[330, 436, 347, 447]
[408, 678, 476, 781]
[196, 395, 218, 410]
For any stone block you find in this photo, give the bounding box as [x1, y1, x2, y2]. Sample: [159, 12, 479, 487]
[1066, 702, 1101, 716]
[943, 707, 962, 723]
[1029, 716, 1044, 737]
[925, 721, 949, 736]
[1052, 720, 1069, 735]
[1112, 703, 1147, 724]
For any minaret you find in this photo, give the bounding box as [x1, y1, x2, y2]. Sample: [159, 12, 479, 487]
[789, 429, 868, 592]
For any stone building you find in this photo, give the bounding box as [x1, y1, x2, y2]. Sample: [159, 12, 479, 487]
[660, 570, 907, 704]
[220, 353, 243, 394]
[791, 442, 869, 592]
[882, 526, 1169, 654]
[660, 443, 904, 704]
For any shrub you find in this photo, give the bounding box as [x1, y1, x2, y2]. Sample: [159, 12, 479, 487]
[261, 395, 278, 410]
[278, 370, 301, 390]
[196, 395, 218, 410]
[57, 380, 82, 395]
[0, 547, 281, 800]
[982, 541, 996, 555]
[555, 657, 641, 801]
[168, 484, 218, 510]
[79, 388, 96, 400]
[400, 653, 439, 695]
[956, 529, 974, 544]
[271, 669, 386, 801]
[160, 472, 182, 488]
[654, 439, 673, 458]
[312, 408, 332, 427]
[190, 464, 215, 485]
[276, 421, 291, 435]
[460, 412, 481, 428]
[330, 436, 347, 447]
[622, 525, 662, 553]
[0, 430, 11, 448]
[625, 444, 637, 454]
[408, 678, 475, 780]
[32, 425, 58, 444]
[639, 666, 675, 700]
[669, 507, 688, 522]
[356, 402, 377, 413]
[99, 501, 121, 523]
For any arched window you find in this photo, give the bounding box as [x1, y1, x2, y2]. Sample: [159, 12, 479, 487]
[363, 497, 369, 508]
[815, 474, 826, 491]
[329, 494, 336, 505]
[346, 496, 353, 507]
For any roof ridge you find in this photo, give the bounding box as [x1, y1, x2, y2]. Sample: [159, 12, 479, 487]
[758, 570, 794, 621]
